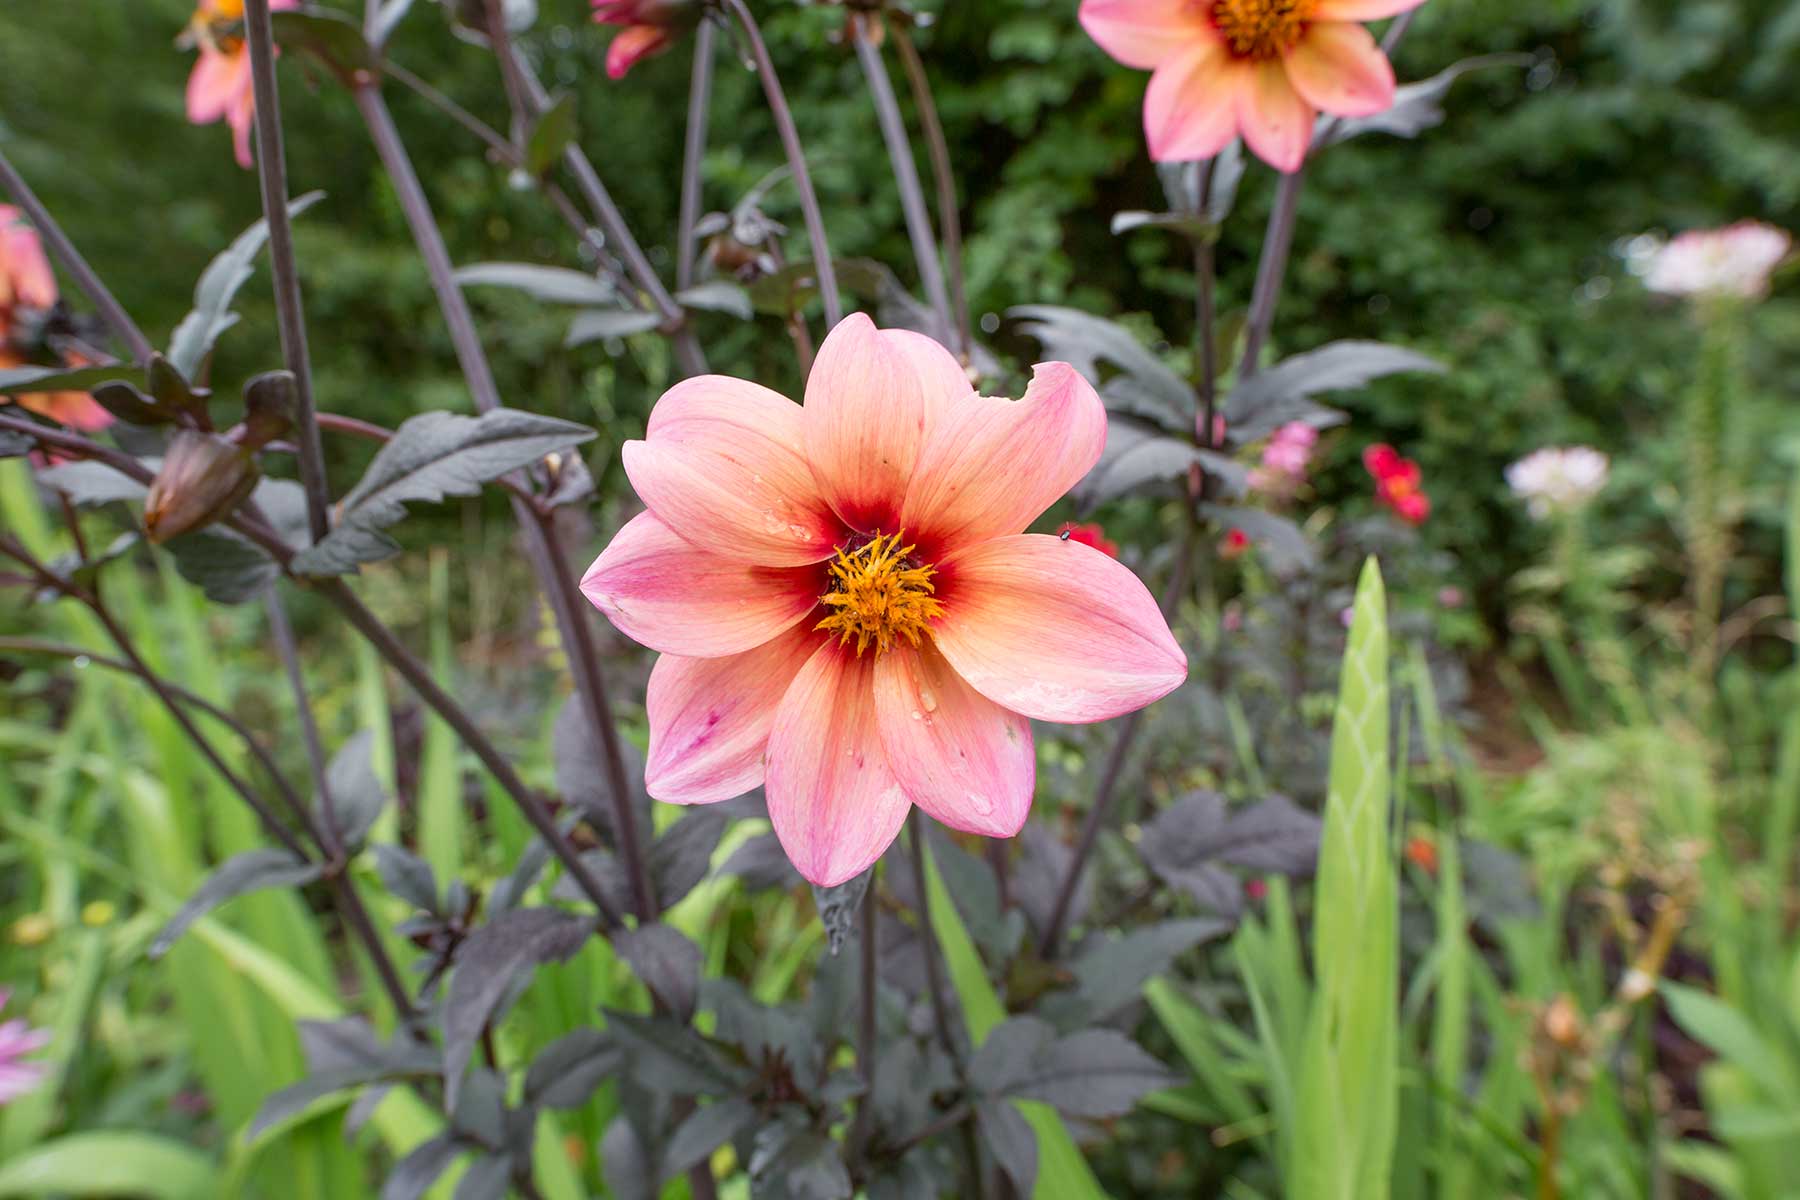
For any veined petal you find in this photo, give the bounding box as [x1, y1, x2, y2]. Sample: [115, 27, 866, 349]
[1312, 0, 1428, 18]
[900, 362, 1105, 555]
[644, 623, 816, 805]
[885, 328, 975, 412]
[581, 510, 819, 657]
[607, 24, 672, 79]
[186, 47, 247, 124]
[933, 535, 1186, 724]
[874, 642, 1035, 838]
[765, 642, 912, 886]
[625, 374, 840, 567]
[1283, 21, 1395, 117]
[802, 314, 946, 535]
[1236, 59, 1315, 173]
[1144, 40, 1246, 163]
[1079, 0, 1215, 70]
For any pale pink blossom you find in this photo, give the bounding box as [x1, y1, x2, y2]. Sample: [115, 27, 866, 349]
[1079, 0, 1426, 172]
[1641, 221, 1792, 301]
[0, 990, 49, 1107]
[182, 0, 299, 170]
[583, 315, 1187, 885]
[1505, 446, 1608, 520]
[1247, 419, 1318, 498]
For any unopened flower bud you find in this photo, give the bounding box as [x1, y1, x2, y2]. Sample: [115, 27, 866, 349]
[143, 430, 259, 543]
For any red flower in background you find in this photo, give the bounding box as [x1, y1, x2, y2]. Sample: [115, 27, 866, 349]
[1057, 522, 1119, 558]
[593, 0, 694, 79]
[1219, 527, 1250, 559]
[1363, 443, 1429, 525]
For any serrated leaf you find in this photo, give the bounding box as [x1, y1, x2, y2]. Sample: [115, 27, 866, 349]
[1213, 795, 1323, 875]
[551, 695, 651, 848]
[811, 870, 871, 956]
[524, 1028, 623, 1110]
[661, 1097, 756, 1182]
[1200, 505, 1319, 575]
[1320, 55, 1526, 147]
[291, 408, 595, 575]
[976, 1099, 1038, 1196]
[164, 526, 277, 604]
[600, 1113, 655, 1200]
[450, 1155, 512, 1200]
[564, 309, 664, 347]
[749, 1119, 852, 1200]
[0, 362, 141, 398]
[524, 93, 578, 176]
[455, 262, 617, 306]
[167, 192, 325, 379]
[603, 1010, 744, 1096]
[317, 730, 388, 850]
[615, 923, 701, 1022]
[150, 848, 320, 958]
[35, 459, 149, 507]
[1078, 416, 1247, 507]
[651, 810, 727, 911]
[974, 1017, 1176, 1119]
[1041, 918, 1232, 1026]
[90, 380, 174, 425]
[1223, 341, 1444, 443]
[1009, 305, 1191, 430]
[674, 281, 754, 320]
[373, 844, 439, 912]
[1013, 822, 1086, 947]
[382, 1135, 461, 1200]
[443, 908, 594, 1110]
[720, 831, 801, 892]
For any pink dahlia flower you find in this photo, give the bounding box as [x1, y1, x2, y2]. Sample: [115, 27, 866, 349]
[183, 0, 299, 170]
[0, 209, 112, 435]
[1247, 419, 1318, 498]
[592, 0, 694, 79]
[582, 315, 1187, 885]
[1079, 0, 1425, 172]
[0, 990, 49, 1107]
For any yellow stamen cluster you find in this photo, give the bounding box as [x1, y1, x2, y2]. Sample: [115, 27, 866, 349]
[1212, 0, 1313, 60]
[815, 532, 944, 657]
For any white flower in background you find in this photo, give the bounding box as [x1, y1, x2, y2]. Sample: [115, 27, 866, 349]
[1639, 221, 1792, 300]
[1506, 446, 1610, 520]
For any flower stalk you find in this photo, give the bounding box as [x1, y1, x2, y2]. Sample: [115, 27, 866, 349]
[890, 23, 972, 361]
[677, 18, 717, 291]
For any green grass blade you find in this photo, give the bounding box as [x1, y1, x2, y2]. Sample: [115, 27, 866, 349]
[0, 1132, 218, 1199]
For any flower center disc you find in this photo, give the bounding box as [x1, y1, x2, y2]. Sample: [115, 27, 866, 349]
[815, 532, 944, 657]
[1211, 0, 1312, 60]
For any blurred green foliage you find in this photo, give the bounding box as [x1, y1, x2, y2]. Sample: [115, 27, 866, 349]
[2, 0, 1797, 623]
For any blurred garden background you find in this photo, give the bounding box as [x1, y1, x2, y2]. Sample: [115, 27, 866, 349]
[2, 0, 1799, 1196]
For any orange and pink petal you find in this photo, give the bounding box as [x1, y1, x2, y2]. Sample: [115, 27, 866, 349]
[900, 361, 1106, 555]
[874, 642, 1035, 839]
[1312, 0, 1428, 18]
[1237, 60, 1315, 173]
[802, 314, 949, 534]
[643, 624, 816, 805]
[932, 535, 1186, 724]
[580, 510, 819, 658]
[1144, 40, 1247, 163]
[765, 643, 913, 886]
[1078, 0, 1214, 71]
[1283, 21, 1395, 117]
[624, 374, 840, 567]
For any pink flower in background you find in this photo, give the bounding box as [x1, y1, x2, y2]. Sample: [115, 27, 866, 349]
[182, 0, 299, 170]
[1057, 521, 1120, 558]
[582, 314, 1186, 885]
[0, 990, 49, 1107]
[1248, 419, 1318, 498]
[1364, 442, 1429, 525]
[1641, 221, 1791, 301]
[0, 209, 112, 435]
[1079, 0, 1424, 171]
[593, 0, 693, 79]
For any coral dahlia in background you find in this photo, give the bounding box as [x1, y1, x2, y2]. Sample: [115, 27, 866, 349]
[0, 206, 110, 433]
[1079, 0, 1425, 171]
[181, 0, 299, 169]
[582, 315, 1187, 885]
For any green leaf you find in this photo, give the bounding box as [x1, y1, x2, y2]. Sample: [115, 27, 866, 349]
[166, 191, 325, 379]
[290, 407, 595, 575]
[1291, 558, 1398, 1200]
[0, 1132, 218, 1198]
[524, 93, 578, 177]
[1663, 981, 1800, 1104]
[0, 362, 141, 397]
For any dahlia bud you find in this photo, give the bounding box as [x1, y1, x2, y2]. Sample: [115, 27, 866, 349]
[143, 430, 259, 543]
